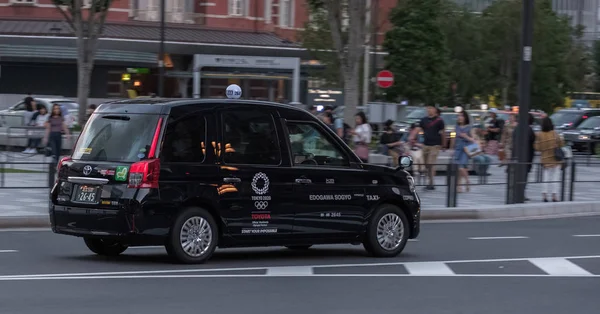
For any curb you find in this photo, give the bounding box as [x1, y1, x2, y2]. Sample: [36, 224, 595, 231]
[421, 201, 600, 220]
[2, 201, 600, 228]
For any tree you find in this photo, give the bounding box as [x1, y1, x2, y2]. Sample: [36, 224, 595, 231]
[53, 0, 112, 127]
[590, 41, 600, 92]
[299, 3, 343, 87]
[308, 0, 368, 126]
[440, 3, 493, 106]
[383, 0, 451, 106]
[480, 0, 590, 112]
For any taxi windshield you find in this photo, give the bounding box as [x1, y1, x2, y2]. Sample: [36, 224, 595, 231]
[72, 113, 161, 162]
[441, 113, 457, 126]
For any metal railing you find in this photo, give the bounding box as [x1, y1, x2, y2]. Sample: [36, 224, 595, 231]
[0, 161, 56, 189]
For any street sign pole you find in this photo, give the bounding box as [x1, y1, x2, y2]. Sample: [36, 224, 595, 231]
[513, 0, 534, 203]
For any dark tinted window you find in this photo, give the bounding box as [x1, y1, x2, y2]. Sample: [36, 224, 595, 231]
[72, 113, 161, 162]
[222, 110, 281, 165]
[161, 112, 206, 163]
[550, 111, 582, 126]
[577, 116, 600, 129]
[287, 122, 349, 167]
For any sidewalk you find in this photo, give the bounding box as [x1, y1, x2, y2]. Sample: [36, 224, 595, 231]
[1, 151, 600, 227]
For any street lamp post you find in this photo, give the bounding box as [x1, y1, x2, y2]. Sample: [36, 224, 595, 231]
[158, 0, 166, 97]
[512, 0, 534, 203]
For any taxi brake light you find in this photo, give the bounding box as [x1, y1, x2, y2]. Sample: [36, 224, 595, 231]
[128, 117, 163, 189]
[57, 156, 72, 174]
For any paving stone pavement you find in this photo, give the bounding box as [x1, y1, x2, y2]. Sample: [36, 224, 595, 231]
[0, 151, 599, 216]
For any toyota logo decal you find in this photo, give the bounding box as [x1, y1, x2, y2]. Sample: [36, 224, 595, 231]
[82, 165, 92, 176]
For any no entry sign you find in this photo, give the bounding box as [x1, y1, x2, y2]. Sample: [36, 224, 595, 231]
[376, 70, 394, 88]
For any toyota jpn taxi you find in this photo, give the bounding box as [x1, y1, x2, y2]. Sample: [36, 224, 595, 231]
[49, 86, 421, 264]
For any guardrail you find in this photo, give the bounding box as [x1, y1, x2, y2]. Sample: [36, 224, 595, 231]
[0, 161, 56, 189]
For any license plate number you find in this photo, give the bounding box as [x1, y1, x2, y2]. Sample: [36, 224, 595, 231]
[72, 185, 99, 204]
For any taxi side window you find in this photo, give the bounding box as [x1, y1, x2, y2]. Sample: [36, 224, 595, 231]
[222, 110, 281, 165]
[161, 112, 207, 163]
[286, 122, 349, 167]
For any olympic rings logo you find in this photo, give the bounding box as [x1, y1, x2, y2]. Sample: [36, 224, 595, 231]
[251, 172, 270, 195]
[255, 201, 269, 210]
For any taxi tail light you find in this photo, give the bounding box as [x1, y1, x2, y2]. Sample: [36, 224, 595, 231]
[128, 159, 160, 189]
[128, 117, 163, 189]
[56, 156, 72, 175]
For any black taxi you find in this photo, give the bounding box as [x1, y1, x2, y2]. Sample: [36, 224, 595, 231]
[49, 89, 421, 264]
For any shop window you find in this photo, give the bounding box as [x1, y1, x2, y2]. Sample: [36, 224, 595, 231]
[279, 0, 294, 27]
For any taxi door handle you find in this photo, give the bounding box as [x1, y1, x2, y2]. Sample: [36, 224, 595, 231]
[295, 178, 312, 184]
[223, 177, 241, 183]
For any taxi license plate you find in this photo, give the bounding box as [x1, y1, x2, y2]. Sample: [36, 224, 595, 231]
[72, 185, 100, 204]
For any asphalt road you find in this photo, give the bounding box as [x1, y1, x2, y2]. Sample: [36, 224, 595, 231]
[0, 216, 599, 314]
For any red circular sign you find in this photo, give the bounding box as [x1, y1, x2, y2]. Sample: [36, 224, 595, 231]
[377, 70, 394, 88]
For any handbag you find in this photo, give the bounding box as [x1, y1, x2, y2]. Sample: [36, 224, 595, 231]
[354, 143, 370, 161]
[464, 142, 483, 158]
[553, 132, 565, 161]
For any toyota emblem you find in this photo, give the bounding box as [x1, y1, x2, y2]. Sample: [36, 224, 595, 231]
[82, 165, 92, 176]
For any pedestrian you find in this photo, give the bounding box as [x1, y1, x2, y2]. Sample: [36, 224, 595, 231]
[404, 123, 425, 180]
[512, 113, 536, 201]
[416, 105, 446, 190]
[42, 104, 71, 163]
[23, 105, 49, 154]
[321, 111, 336, 132]
[379, 119, 404, 167]
[451, 111, 475, 192]
[534, 117, 565, 202]
[471, 128, 492, 176]
[499, 113, 517, 167]
[484, 108, 504, 156]
[349, 111, 372, 163]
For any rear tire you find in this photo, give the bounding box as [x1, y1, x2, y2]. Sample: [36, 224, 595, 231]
[285, 245, 312, 250]
[165, 207, 218, 264]
[83, 238, 128, 256]
[363, 204, 409, 258]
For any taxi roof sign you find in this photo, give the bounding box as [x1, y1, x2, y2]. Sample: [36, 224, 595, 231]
[226, 84, 242, 99]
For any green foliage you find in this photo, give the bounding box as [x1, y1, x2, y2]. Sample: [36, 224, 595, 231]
[592, 41, 600, 91]
[298, 5, 343, 87]
[383, 0, 450, 105]
[380, 0, 590, 111]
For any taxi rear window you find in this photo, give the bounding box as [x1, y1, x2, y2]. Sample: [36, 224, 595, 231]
[72, 113, 161, 162]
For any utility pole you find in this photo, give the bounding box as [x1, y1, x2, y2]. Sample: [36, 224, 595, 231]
[512, 0, 534, 203]
[158, 0, 166, 97]
[362, 0, 371, 106]
[370, 0, 379, 102]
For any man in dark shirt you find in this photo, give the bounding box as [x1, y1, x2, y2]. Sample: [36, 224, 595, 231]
[512, 113, 536, 201]
[417, 105, 446, 190]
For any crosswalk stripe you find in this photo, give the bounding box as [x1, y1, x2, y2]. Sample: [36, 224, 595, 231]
[528, 258, 592, 276]
[403, 262, 455, 276]
[266, 266, 313, 276]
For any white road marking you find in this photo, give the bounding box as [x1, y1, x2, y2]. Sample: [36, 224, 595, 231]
[128, 246, 164, 250]
[266, 266, 313, 276]
[1, 255, 599, 280]
[468, 236, 529, 240]
[0, 228, 50, 232]
[529, 258, 592, 276]
[404, 262, 454, 276]
[572, 234, 600, 237]
[0, 250, 18, 253]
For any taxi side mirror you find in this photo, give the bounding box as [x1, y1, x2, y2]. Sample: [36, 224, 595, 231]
[398, 156, 413, 169]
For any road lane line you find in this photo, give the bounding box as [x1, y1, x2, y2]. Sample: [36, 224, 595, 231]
[2, 273, 599, 281]
[529, 258, 592, 276]
[2, 255, 600, 279]
[404, 262, 455, 276]
[266, 266, 313, 276]
[572, 234, 600, 237]
[468, 236, 529, 240]
[0, 250, 18, 253]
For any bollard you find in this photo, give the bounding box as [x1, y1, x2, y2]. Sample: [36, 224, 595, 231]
[47, 162, 56, 188]
[560, 163, 566, 202]
[569, 160, 576, 201]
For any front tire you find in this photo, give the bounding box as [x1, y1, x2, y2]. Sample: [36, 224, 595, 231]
[83, 238, 128, 256]
[165, 207, 218, 264]
[363, 204, 409, 257]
